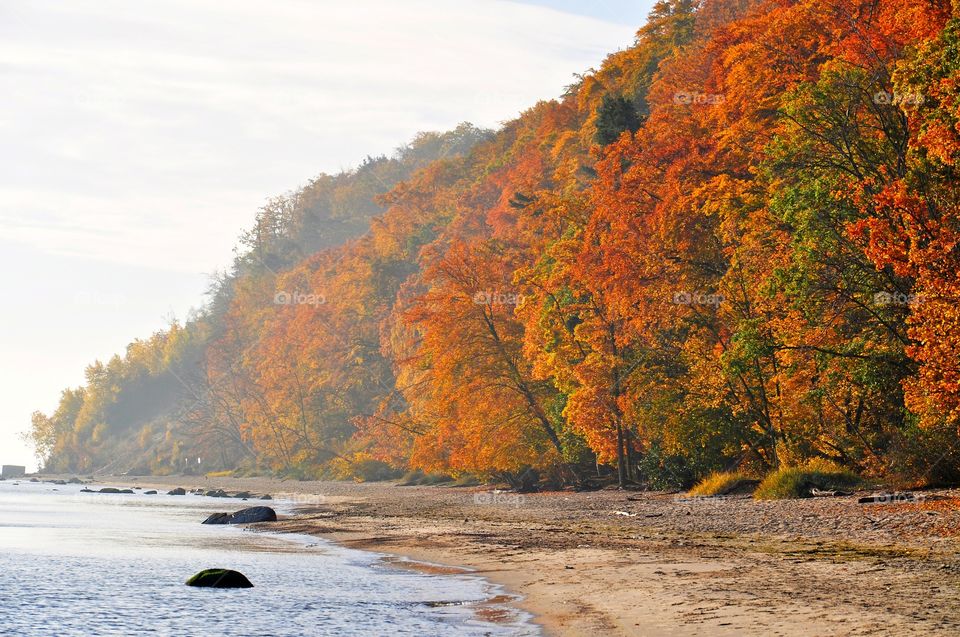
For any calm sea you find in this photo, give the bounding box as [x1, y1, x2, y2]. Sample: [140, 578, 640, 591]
[0, 480, 538, 636]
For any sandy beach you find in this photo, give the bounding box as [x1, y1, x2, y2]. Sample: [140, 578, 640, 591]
[48, 475, 960, 636]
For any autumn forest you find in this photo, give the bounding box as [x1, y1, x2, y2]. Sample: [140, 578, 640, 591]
[28, 0, 960, 490]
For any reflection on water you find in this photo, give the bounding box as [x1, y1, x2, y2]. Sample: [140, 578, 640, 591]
[0, 482, 538, 636]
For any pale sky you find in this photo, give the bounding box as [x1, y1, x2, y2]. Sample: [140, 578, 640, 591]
[0, 0, 653, 470]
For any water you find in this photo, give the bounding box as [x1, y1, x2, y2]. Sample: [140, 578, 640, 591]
[0, 481, 538, 636]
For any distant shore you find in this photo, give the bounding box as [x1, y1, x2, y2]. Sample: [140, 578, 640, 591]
[37, 474, 960, 636]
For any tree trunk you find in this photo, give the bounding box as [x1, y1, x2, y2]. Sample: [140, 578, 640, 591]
[616, 423, 627, 487]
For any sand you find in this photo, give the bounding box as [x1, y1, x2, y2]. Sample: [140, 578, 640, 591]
[48, 474, 960, 636]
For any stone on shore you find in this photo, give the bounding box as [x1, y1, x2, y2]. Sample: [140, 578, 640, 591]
[167, 487, 187, 495]
[185, 569, 253, 588]
[201, 506, 277, 525]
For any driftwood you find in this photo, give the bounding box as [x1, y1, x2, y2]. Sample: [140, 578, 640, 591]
[810, 487, 853, 497]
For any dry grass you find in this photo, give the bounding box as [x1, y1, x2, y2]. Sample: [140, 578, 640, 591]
[689, 471, 758, 496]
[754, 459, 860, 500]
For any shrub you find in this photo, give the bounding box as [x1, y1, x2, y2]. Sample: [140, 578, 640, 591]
[396, 470, 454, 486]
[450, 474, 481, 487]
[689, 471, 757, 496]
[754, 459, 860, 500]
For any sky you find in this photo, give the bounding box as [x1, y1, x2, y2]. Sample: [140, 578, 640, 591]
[0, 0, 654, 470]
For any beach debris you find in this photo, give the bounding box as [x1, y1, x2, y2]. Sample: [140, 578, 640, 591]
[167, 487, 187, 496]
[810, 488, 852, 497]
[613, 510, 637, 517]
[202, 506, 277, 525]
[186, 569, 253, 588]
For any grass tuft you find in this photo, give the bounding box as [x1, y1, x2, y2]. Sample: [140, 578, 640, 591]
[754, 459, 860, 500]
[689, 471, 757, 496]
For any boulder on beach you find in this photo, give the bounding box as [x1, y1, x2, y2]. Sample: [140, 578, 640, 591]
[185, 569, 253, 588]
[144, 490, 158, 495]
[260, 495, 272, 500]
[201, 506, 277, 525]
[167, 487, 187, 496]
[233, 491, 252, 499]
[98, 487, 134, 494]
[205, 489, 229, 498]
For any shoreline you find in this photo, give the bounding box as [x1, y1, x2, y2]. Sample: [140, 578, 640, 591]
[35, 474, 960, 636]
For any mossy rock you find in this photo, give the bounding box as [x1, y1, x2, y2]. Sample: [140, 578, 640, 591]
[186, 569, 253, 588]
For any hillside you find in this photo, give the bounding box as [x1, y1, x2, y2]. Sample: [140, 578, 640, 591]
[28, 0, 960, 489]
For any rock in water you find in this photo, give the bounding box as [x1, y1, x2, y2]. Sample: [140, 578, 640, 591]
[185, 569, 253, 588]
[167, 487, 186, 496]
[201, 506, 277, 525]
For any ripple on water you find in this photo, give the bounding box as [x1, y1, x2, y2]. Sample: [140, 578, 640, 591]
[0, 482, 538, 636]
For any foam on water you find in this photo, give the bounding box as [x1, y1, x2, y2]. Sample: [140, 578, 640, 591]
[0, 481, 538, 636]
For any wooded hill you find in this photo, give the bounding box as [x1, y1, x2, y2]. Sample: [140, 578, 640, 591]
[29, 0, 960, 489]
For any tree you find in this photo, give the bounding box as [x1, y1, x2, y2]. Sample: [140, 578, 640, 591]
[594, 95, 642, 146]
